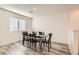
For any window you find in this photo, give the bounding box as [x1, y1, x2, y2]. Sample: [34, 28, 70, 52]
[10, 17, 26, 32]
[19, 19, 26, 31]
[10, 17, 18, 32]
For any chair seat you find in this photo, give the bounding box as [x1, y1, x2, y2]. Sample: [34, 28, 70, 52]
[25, 39, 31, 41]
[25, 37, 31, 41]
[31, 39, 40, 42]
[41, 40, 49, 43]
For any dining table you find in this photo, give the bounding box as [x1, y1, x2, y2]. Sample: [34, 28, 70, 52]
[24, 33, 49, 51]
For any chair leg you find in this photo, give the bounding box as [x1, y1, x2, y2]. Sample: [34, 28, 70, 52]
[22, 39, 25, 45]
[48, 43, 50, 52]
[41, 42, 42, 52]
[35, 43, 36, 51]
[39, 42, 41, 49]
[28, 41, 30, 47]
[30, 41, 31, 48]
[50, 42, 52, 48]
[43, 43, 45, 49]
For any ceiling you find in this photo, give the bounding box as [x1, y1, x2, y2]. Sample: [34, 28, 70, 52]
[0, 4, 79, 17]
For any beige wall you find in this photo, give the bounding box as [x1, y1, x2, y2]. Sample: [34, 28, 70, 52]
[32, 12, 69, 44]
[69, 9, 79, 54]
[70, 9, 79, 31]
[0, 8, 32, 46]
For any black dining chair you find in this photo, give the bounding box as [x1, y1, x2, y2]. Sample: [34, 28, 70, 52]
[41, 33, 52, 52]
[32, 31, 37, 35]
[39, 32, 44, 35]
[29, 34, 40, 51]
[22, 31, 31, 46]
[22, 31, 28, 45]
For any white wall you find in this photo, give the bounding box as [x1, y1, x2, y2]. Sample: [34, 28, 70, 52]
[32, 7, 79, 55]
[32, 7, 79, 54]
[0, 8, 32, 46]
[32, 12, 69, 44]
[68, 30, 79, 54]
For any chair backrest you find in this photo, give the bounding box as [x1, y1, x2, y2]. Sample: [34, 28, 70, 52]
[48, 33, 52, 42]
[32, 31, 37, 35]
[39, 32, 44, 35]
[22, 31, 28, 36]
[22, 31, 28, 40]
[29, 33, 36, 40]
[29, 33, 36, 37]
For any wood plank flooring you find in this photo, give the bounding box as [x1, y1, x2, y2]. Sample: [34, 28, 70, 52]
[0, 41, 71, 55]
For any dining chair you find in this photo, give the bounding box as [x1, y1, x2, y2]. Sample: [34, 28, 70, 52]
[22, 31, 28, 45]
[39, 32, 44, 35]
[32, 31, 37, 35]
[22, 31, 31, 46]
[29, 34, 40, 51]
[41, 33, 52, 52]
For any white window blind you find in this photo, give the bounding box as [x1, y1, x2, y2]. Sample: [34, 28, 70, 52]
[10, 17, 18, 32]
[10, 17, 26, 32]
[19, 19, 26, 31]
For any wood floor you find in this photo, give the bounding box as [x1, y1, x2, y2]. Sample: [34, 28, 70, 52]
[0, 41, 71, 55]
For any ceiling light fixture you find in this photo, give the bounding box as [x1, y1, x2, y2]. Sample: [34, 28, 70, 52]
[33, 8, 37, 11]
[29, 8, 37, 13]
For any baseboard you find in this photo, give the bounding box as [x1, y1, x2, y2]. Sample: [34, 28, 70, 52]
[52, 41, 68, 45]
[0, 39, 22, 47]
